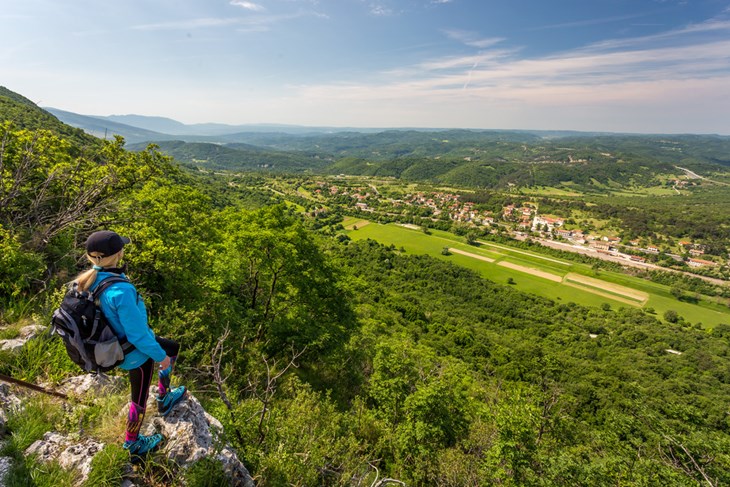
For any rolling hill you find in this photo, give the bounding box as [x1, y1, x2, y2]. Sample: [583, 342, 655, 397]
[38, 103, 730, 190]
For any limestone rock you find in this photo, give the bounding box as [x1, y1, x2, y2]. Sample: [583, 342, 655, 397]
[0, 324, 46, 352]
[0, 455, 12, 487]
[0, 384, 22, 434]
[55, 373, 125, 397]
[24, 432, 103, 484]
[142, 389, 254, 486]
[57, 439, 104, 481]
[12, 381, 252, 485]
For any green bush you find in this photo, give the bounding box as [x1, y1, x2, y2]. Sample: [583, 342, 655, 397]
[0, 224, 45, 302]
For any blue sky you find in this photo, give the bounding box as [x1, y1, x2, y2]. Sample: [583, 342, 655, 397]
[2, 0, 730, 133]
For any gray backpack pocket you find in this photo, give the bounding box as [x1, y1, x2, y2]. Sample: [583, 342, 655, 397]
[94, 339, 125, 368]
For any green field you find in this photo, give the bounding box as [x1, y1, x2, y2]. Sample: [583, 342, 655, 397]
[347, 222, 730, 328]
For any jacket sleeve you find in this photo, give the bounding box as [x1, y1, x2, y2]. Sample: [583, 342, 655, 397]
[111, 284, 167, 362]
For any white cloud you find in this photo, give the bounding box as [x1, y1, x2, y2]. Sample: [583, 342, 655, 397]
[370, 4, 393, 16]
[230, 1, 266, 12]
[133, 18, 241, 30]
[275, 18, 730, 132]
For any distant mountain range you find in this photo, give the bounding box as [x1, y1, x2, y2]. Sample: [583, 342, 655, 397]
[3, 86, 730, 191]
[44, 107, 623, 144]
[43, 108, 394, 142]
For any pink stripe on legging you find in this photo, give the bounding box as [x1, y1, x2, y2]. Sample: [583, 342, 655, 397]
[136, 365, 146, 406]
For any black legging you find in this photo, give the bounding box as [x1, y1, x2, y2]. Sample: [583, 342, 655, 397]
[128, 336, 180, 408]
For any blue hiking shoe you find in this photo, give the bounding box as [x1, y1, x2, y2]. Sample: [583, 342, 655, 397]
[123, 433, 164, 462]
[156, 385, 187, 417]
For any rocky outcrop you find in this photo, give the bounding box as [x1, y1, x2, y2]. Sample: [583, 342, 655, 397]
[54, 373, 125, 397]
[142, 386, 254, 486]
[17, 376, 254, 486]
[0, 324, 46, 352]
[0, 454, 12, 487]
[0, 384, 22, 435]
[25, 432, 103, 484]
[0, 384, 21, 487]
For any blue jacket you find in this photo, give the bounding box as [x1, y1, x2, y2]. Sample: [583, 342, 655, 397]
[90, 272, 166, 370]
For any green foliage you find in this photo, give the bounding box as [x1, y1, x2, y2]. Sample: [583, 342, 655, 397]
[0, 123, 173, 265]
[2, 457, 77, 487]
[0, 397, 74, 487]
[0, 332, 80, 383]
[213, 205, 354, 358]
[0, 88, 99, 149]
[116, 180, 218, 309]
[128, 139, 323, 172]
[0, 225, 45, 300]
[184, 457, 229, 487]
[253, 380, 363, 486]
[664, 309, 680, 323]
[84, 444, 128, 487]
[3, 397, 62, 453]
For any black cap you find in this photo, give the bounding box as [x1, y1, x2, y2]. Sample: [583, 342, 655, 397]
[85, 231, 130, 257]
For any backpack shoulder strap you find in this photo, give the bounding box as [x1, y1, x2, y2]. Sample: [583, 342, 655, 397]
[92, 276, 130, 299]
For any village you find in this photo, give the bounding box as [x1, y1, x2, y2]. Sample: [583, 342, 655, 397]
[310, 181, 727, 276]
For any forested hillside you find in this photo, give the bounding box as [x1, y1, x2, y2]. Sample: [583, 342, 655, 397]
[50, 106, 730, 193]
[0, 87, 99, 149]
[2, 89, 730, 485]
[126, 139, 324, 172]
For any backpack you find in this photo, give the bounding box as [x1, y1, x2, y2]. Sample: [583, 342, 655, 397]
[51, 276, 136, 373]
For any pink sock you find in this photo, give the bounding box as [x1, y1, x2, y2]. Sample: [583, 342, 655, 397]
[125, 401, 145, 443]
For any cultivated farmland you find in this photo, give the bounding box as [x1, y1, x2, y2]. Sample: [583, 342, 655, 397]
[347, 221, 730, 328]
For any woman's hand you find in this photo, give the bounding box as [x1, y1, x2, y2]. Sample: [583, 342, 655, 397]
[159, 355, 172, 370]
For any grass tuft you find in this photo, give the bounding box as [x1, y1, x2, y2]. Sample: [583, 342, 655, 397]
[84, 444, 128, 487]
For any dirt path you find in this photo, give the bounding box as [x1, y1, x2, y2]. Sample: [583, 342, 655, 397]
[497, 261, 563, 282]
[448, 248, 496, 263]
[563, 281, 643, 307]
[478, 240, 572, 266]
[564, 273, 648, 304]
[345, 219, 371, 230]
[447, 247, 648, 306]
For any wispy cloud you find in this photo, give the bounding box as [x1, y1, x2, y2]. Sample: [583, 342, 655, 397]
[582, 18, 730, 51]
[132, 11, 322, 31]
[283, 15, 730, 132]
[529, 12, 654, 31]
[443, 29, 505, 49]
[230, 1, 266, 12]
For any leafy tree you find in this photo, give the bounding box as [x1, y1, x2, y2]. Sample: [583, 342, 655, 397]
[664, 309, 679, 323]
[0, 124, 171, 254]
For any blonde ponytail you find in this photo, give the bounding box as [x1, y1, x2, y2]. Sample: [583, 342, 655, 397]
[74, 250, 124, 291]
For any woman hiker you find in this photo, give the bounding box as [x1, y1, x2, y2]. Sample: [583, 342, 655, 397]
[74, 230, 187, 457]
